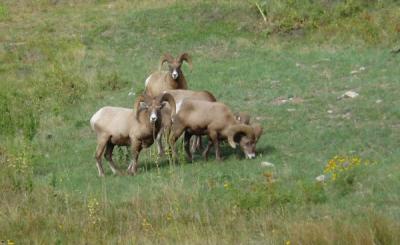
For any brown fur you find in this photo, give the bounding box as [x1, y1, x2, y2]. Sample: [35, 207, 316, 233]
[156, 89, 217, 155]
[90, 93, 175, 177]
[170, 100, 263, 162]
[145, 53, 192, 97]
[234, 111, 251, 125]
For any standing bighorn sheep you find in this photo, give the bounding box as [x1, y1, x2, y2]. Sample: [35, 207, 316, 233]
[170, 100, 263, 162]
[90, 93, 175, 176]
[144, 53, 192, 97]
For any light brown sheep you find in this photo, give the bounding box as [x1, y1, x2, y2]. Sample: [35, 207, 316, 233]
[90, 93, 176, 176]
[170, 100, 263, 162]
[144, 53, 192, 97]
[155, 89, 217, 155]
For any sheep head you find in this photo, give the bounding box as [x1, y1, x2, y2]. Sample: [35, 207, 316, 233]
[134, 93, 176, 125]
[227, 124, 263, 159]
[159, 53, 192, 80]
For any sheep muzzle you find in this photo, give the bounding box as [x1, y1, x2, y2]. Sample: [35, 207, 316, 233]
[150, 111, 158, 123]
[171, 69, 179, 79]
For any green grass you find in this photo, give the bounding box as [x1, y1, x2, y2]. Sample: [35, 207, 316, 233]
[1, 0, 400, 243]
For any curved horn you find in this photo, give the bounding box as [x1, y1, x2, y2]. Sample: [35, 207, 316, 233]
[178, 53, 192, 71]
[159, 92, 176, 118]
[159, 53, 174, 70]
[252, 123, 263, 142]
[226, 124, 255, 149]
[133, 94, 146, 120]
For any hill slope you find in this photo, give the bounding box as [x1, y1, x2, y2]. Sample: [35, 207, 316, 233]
[1, 1, 400, 243]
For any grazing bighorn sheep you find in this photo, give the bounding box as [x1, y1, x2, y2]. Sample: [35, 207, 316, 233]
[155, 89, 217, 155]
[144, 53, 192, 97]
[170, 100, 263, 162]
[90, 93, 176, 176]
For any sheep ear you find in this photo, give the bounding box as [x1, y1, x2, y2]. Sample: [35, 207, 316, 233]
[134, 94, 147, 120]
[139, 102, 148, 109]
[178, 53, 192, 71]
[159, 53, 174, 70]
[160, 101, 168, 109]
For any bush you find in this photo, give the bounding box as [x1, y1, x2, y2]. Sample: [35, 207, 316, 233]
[256, 0, 397, 34]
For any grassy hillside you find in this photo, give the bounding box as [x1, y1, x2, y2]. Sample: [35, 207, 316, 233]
[1, 0, 400, 243]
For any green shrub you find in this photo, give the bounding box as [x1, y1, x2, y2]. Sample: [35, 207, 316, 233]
[256, 0, 397, 36]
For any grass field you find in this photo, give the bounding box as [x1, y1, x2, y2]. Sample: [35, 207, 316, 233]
[1, 0, 400, 244]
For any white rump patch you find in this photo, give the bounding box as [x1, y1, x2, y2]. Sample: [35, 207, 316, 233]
[176, 100, 183, 113]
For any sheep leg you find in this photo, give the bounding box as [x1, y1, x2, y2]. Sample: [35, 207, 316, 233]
[184, 131, 193, 162]
[127, 140, 142, 175]
[95, 137, 108, 177]
[104, 142, 119, 175]
[214, 138, 222, 161]
[156, 129, 165, 156]
[208, 131, 222, 161]
[170, 121, 186, 163]
[190, 136, 203, 153]
[197, 136, 203, 150]
[202, 140, 213, 161]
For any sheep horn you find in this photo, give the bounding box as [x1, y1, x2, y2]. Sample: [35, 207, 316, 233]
[159, 92, 176, 118]
[159, 53, 174, 70]
[178, 53, 192, 71]
[252, 123, 263, 142]
[226, 124, 255, 149]
[134, 94, 146, 120]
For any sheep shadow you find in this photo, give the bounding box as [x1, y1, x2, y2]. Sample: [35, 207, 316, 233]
[108, 141, 277, 175]
[188, 141, 277, 162]
[108, 143, 188, 175]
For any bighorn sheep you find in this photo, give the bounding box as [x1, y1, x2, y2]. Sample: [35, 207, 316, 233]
[90, 93, 176, 176]
[170, 100, 263, 162]
[155, 89, 217, 155]
[144, 53, 192, 97]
